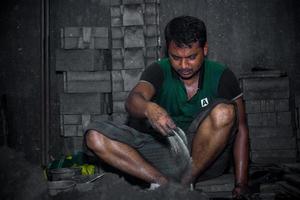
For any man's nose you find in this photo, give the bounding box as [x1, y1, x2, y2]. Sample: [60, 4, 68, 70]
[180, 59, 188, 68]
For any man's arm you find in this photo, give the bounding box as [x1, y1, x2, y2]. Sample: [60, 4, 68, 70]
[233, 97, 249, 197]
[125, 81, 176, 136]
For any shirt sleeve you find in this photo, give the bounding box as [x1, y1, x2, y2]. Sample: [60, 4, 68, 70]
[140, 62, 164, 93]
[217, 68, 242, 100]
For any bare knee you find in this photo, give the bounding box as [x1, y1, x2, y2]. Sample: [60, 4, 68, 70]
[210, 103, 235, 129]
[86, 130, 108, 153]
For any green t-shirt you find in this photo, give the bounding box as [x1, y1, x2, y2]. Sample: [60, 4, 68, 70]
[132, 58, 241, 132]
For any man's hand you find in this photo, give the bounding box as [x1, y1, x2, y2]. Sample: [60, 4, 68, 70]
[145, 102, 176, 136]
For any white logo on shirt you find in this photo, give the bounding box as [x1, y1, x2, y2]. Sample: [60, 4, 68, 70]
[201, 97, 209, 107]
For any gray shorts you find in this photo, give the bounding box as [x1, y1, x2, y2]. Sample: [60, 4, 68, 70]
[84, 99, 237, 181]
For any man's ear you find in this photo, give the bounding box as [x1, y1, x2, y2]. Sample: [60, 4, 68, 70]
[203, 42, 208, 56]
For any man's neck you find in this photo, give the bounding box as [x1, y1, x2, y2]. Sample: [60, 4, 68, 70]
[181, 73, 200, 99]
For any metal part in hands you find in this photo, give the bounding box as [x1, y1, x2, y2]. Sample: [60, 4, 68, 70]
[173, 127, 188, 146]
[168, 128, 191, 165]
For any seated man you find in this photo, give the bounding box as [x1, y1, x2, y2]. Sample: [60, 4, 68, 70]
[84, 15, 249, 198]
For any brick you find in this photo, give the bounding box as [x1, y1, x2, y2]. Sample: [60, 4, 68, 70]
[245, 100, 261, 113]
[63, 27, 81, 37]
[122, 0, 144, 4]
[241, 77, 289, 100]
[82, 27, 92, 43]
[124, 48, 145, 69]
[63, 115, 81, 125]
[145, 25, 159, 37]
[145, 0, 158, 2]
[56, 49, 101, 72]
[122, 69, 142, 91]
[112, 49, 123, 59]
[123, 5, 144, 26]
[145, 3, 156, 16]
[66, 81, 111, 93]
[67, 71, 111, 81]
[103, 93, 113, 114]
[66, 71, 112, 93]
[245, 99, 290, 113]
[63, 125, 78, 137]
[277, 111, 291, 126]
[111, 112, 128, 124]
[250, 137, 296, 150]
[111, 6, 122, 17]
[251, 150, 297, 163]
[77, 37, 87, 49]
[111, 70, 124, 91]
[247, 113, 276, 127]
[60, 93, 103, 114]
[110, 0, 122, 5]
[77, 125, 84, 136]
[146, 47, 158, 58]
[249, 126, 293, 138]
[276, 99, 289, 112]
[112, 39, 123, 48]
[93, 27, 108, 38]
[145, 36, 158, 47]
[124, 27, 145, 48]
[63, 37, 79, 49]
[112, 59, 123, 69]
[112, 91, 129, 101]
[195, 174, 234, 192]
[111, 17, 122, 27]
[94, 37, 109, 49]
[112, 27, 124, 39]
[260, 100, 275, 112]
[94, 50, 109, 71]
[91, 114, 111, 122]
[113, 101, 126, 113]
[82, 114, 91, 128]
[144, 15, 157, 25]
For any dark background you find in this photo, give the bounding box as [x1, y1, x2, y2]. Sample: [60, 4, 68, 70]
[0, 0, 299, 164]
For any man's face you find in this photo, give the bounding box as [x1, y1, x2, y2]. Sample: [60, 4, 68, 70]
[168, 41, 207, 80]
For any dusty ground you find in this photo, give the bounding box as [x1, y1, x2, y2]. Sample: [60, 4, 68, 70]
[0, 146, 208, 200]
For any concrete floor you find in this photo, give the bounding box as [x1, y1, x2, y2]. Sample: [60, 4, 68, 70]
[1, 146, 299, 200]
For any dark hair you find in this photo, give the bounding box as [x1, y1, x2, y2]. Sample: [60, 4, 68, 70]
[164, 16, 207, 48]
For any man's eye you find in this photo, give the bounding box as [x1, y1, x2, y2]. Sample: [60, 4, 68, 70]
[172, 55, 180, 60]
[188, 55, 196, 60]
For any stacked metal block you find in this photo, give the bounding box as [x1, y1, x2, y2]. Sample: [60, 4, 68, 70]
[240, 73, 297, 163]
[56, 1, 161, 154]
[56, 27, 111, 154]
[110, 0, 161, 123]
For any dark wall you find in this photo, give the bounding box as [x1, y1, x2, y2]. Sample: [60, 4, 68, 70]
[0, 0, 42, 163]
[160, 0, 299, 78]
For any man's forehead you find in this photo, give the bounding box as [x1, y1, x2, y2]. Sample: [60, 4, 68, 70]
[169, 40, 200, 49]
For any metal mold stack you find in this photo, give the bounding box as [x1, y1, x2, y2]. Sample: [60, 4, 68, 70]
[110, 0, 161, 123]
[56, 27, 111, 154]
[240, 71, 297, 164]
[56, 0, 161, 155]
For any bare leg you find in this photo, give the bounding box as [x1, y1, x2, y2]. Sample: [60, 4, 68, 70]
[86, 130, 168, 185]
[181, 103, 235, 185]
